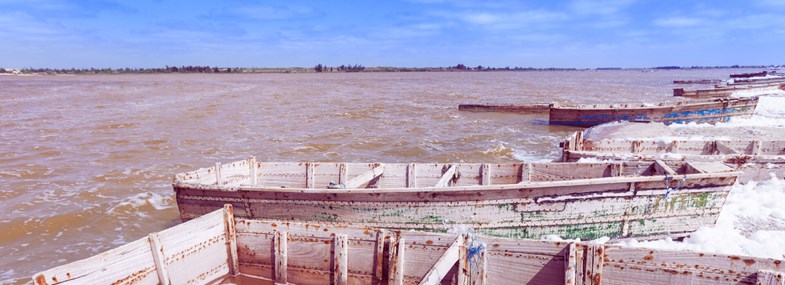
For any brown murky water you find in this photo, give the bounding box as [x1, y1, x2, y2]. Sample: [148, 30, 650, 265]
[0, 69, 748, 283]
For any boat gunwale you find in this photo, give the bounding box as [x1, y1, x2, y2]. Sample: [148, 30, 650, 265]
[173, 171, 741, 194]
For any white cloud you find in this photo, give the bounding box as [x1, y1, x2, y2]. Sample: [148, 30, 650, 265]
[654, 16, 709, 28]
[455, 10, 568, 30]
[229, 5, 315, 20]
[568, 0, 636, 15]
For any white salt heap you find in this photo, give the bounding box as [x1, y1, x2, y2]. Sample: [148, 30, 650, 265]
[608, 93, 785, 259]
[619, 176, 785, 259]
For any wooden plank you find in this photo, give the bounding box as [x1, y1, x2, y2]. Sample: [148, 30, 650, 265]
[434, 164, 458, 188]
[342, 164, 384, 189]
[215, 162, 223, 186]
[148, 233, 171, 285]
[564, 243, 576, 285]
[585, 244, 604, 285]
[373, 230, 387, 283]
[520, 163, 532, 183]
[274, 231, 288, 284]
[653, 160, 677, 176]
[715, 141, 738, 155]
[334, 234, 349, 285]
[223, 205, 239, 276]
[306, 162, 314, 188]
[752, 140, 762, 155]
[481, 164, 490, 185]
[389, 237, 405, 285]
[419, 235, 463, 285]
[249, 156, 258, 186]
[407, 163, 416, 188]
[338, 163, 347, 184]
[757, 270, 785, 285]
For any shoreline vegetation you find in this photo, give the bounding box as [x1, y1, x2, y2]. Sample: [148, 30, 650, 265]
[0, 64, 782, 75]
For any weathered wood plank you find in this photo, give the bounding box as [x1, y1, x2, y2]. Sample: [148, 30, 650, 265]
[654, 160, 677, 176]
[564, 243, 576, 285]
[757, 270, 785, 285]
[249, 156, 258, 186]
[338, 163, 347, 184]
[334, 234, 349, 285]
[223, 205, 239, 276]
[419, 235, 463, 285]
[481, 164, 490, 186]
[215, 162, 223, 186]
[389, 237, 405, 285]
[274, 231, 288, 284]
[434, 164, 458, 188]
[148, 233, 171, 285]
[306, 162, 314, 189]
[585, 244, 604, 285]
[341, 164, 384, 189]
[407, 163, 416, 188]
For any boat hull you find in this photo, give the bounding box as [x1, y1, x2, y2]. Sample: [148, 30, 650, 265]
[548, 97, 758, 127]
[173, 160, 739, 240]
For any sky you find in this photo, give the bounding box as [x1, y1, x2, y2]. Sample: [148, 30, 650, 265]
[0, 0, 784, 69]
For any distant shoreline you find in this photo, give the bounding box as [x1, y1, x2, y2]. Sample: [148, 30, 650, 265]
[1, 64, 781, 75]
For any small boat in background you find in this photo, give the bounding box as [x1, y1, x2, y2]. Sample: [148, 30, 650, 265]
[730, 71, 768, 78]
[672, 79, 722, 84]
[548, 97, 758, 127]
[34, 205, 785, 285]
[174, 158, 740, 240]
[457, 103, 550, 113]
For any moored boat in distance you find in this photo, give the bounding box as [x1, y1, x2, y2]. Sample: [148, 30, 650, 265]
[729, 71, 768, 78]
[174, 158, 741, 240]
[548, 97, 758, 127]
[672, 79, 722, 84]
[457, 103, 550, 113]
[34, 205, 785, 285]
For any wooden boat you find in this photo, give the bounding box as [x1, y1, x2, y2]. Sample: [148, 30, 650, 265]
[457, 103, 550, 113]
[730, 71, 768, 78]
[672, 79, 722, 84]
[174, 158, 741, 240]
[560, 130, 785, 183]
[548, 97, 758, 127]
[35, 205, 785, 285]
[673, 86, 737, 97]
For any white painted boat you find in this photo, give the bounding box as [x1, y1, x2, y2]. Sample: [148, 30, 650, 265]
[173, 158, 741, 240]
[34, 205, 785, 285]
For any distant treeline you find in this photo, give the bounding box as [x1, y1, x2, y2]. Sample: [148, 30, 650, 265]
[1, 64, 781, 75]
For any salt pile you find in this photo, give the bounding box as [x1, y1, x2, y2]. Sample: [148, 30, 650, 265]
[613, 94, 785, 259]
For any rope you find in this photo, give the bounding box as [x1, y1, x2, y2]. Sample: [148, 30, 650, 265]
[664, 174, 687, 201]
[466, 236, 486, 274]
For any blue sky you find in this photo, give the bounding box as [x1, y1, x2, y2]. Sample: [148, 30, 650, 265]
[1, 0, 784, 68]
